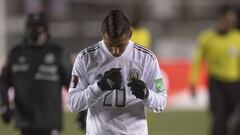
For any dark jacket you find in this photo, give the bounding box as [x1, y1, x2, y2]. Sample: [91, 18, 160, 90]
[0, 41, 70, 130]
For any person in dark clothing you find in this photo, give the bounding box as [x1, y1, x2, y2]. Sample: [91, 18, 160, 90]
[0, 12, 70, 135]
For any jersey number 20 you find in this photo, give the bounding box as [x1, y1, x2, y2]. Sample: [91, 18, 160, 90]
[103, 89, 126, 107]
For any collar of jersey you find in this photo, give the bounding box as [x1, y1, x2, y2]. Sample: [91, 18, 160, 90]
[100, 40, 133, 58]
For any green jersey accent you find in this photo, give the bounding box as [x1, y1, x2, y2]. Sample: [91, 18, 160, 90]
[155, 79, 164, 92]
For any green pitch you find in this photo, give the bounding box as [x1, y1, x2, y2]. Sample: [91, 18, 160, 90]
[0, 111, 210, 135]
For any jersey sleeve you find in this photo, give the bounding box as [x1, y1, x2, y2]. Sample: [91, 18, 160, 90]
[67, 53, 107, 112]
[142, 57, 167, 113]
[189, 31, 209, 86]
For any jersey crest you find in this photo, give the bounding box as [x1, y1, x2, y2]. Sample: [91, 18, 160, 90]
[127, 69, 140, 82]
[70, 75, 79, 88]
[44, 53, 55, 64]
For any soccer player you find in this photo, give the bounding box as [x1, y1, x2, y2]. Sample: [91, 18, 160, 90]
[0, 12, 70, 135]
[189, 7, 240, 135]
[67, 10, 167, 135]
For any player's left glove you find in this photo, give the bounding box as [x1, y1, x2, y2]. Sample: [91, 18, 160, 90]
[97, 68, 122, 91]
[127, 78, 149, 99]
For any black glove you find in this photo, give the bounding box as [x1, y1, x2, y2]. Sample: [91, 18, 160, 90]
[127, 78, 149, 99]
[97, 68, 122, 91]
[1, 106, 12, 124]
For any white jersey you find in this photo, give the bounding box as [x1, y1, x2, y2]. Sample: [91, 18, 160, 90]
[67, 40, 167, 135]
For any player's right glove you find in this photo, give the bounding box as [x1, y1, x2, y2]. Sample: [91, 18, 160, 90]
[0, 105, 12, 124]
[97, 68, 122, 91]
[127, 78, 149, 100]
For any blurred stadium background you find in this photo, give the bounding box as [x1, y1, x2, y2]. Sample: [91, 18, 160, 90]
[0, 0, 240, 135]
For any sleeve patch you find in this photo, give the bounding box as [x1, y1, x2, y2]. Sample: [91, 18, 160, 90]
[155, 79, 164, 92]
[70, 75, 79, 88]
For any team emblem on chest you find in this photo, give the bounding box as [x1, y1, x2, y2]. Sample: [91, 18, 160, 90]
[127, 69, 140, 82]
[12, 55, 29, 72]
[19, 56, 26, 63]
[44, 53, 55, 64]
[35, 53, 59, 81]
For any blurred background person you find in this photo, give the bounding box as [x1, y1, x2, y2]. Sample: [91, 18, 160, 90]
[189, 6, 240, 135]
[0, 12, 70, 135]
[130, 5, 152, 49]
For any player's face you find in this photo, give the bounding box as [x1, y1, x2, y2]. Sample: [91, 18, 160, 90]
[222, 10, 238, 30]
[26, 24, 48, 46]
[103, 32, 130, 57]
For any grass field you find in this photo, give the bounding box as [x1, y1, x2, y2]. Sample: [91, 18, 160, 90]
[0, 111, 210, 135]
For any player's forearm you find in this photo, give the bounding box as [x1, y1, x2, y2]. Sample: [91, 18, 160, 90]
[67, 83, 106, 112]
[142, 89, 167, 113]
[189, 47, 203, 85]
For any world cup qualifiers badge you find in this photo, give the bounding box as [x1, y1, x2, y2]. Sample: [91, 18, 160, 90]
[155, 79, 164, 92]
[127, 69, 140, 82]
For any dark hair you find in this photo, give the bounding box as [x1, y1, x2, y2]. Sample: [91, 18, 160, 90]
[26, 12, 48, 31]
[237, 7, 240, 29]
[217, 5, 236, 19]
[101, 10, 131, 38]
